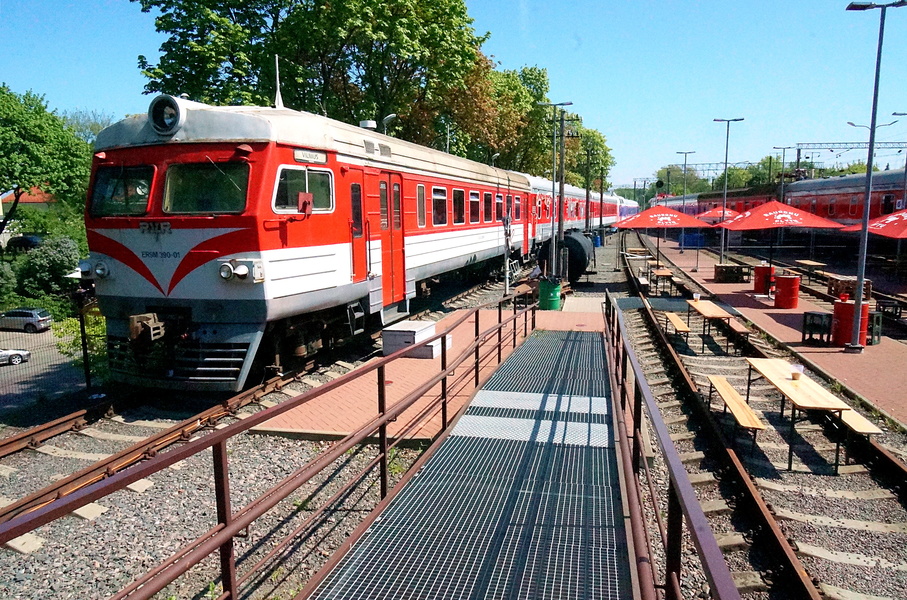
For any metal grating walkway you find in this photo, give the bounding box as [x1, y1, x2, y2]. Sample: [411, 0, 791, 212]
[310, 330, 633, 600]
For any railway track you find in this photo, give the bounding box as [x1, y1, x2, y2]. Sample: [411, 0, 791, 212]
[622, 232, 907, 599]
[0, 269, 521, 532]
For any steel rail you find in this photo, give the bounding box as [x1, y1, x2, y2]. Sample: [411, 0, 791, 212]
[626, 234, 822, 598]
[0, 372, 288, 525]
[0, 292, 536, 600]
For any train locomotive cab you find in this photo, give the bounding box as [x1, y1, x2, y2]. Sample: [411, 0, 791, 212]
[86, 95, 369, 391]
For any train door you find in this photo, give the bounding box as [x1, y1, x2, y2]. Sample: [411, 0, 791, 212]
[378, 172, 405, 306]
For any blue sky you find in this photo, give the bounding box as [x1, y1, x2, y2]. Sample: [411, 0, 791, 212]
[2, 0, 907, 187]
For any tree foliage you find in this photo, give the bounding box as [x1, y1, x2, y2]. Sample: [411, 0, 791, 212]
[132, 0, 614, 184]
[0, 85, 92, 236]
[15, 236, 81, 298]
[61, 109, 117, 145]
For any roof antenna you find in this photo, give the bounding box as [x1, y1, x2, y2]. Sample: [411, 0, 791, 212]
[274, 54, 284, 109]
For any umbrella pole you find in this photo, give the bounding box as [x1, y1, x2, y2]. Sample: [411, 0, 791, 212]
[769, 230, 775, 266]
[693, 228, 701, 272]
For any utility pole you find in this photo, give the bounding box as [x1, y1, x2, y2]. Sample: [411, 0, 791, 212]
[599, 165, 605, 230]
[557, 109, 568, 277]
[584, 147, 595, 232]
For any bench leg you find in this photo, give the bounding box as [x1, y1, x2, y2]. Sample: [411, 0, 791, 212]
[745, 364, 753, 403]
[834, 410, 843, 475]
[788, 407, 797, 471]
[751, 430, 758, 455]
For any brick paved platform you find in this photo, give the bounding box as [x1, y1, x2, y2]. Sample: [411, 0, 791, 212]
[653, 236, 907, 428]
[256, 308, 604, 439]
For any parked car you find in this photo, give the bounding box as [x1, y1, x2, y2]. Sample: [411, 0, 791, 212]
[0, 308, 53, 333]
[5, 235, 42, 252]
[0, 348, 30, 366]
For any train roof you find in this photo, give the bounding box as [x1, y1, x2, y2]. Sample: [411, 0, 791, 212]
[784, 169, 906, 194]
[519, 173, 632, 205]
[95, 95, 530, 191]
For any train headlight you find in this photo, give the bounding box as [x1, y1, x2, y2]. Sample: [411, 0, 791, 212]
[218, 259, 263, 282]
[94, 261, 110, 279]
[218, 263, 235, 280]
[148, 95, 186, 136]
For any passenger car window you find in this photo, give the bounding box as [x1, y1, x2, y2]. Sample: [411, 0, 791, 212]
[274, 166, 333, 212]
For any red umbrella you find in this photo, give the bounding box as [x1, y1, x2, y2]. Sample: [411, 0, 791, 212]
[841, 209, 907, 238]
[715, 200, 844, 264]
[614, 206, 711, 263]
[695, 207, 740, 221]
[614, 205, 712, 229]
[717, 200, 844, 231]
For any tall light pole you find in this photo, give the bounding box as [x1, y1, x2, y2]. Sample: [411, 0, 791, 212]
[894, 113, 907, 205]
[714, 118, 744, 264]
[382, 113, 397, 135]
[584, 147, 596, 232]
[537, 101, 572, 277]
[773, 146, 795, 202]
[843, 0, 906, 353]
[677, 151, 695, 253]
[491, 152, 500, 167]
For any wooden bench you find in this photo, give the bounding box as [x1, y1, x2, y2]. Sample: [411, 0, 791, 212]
[664, 312, 690, 342]
[636, 276, 650, 295]
[707, 375, 765, 451]
[838, 409, 883, 464]
[726, 319, 750, 354]
[671, 277, 686, 297]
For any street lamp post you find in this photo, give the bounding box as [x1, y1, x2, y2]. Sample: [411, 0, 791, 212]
[714, 118, 744, 264]
[537, 101, 572, 278]
[491, 152, 500, 167]
[382, 113, 397, 135]
[843, 0, 906, 353]
[677, 151, 695, 253]
[773, 146, 795, 202]
[895, 113, 907, 205]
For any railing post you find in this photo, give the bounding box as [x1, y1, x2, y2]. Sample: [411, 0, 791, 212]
[512, 298, 517, 348]
[378, 365, 388, 499]
[632, 383, 643, 474]
[666, 479, 684, 600]
[441, 336, 448, 430]
[497, 302, 503, 363]
[474, 313, 480, 386]
[212, 440, 237, 599]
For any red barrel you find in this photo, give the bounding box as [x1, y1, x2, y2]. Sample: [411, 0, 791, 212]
[774, 275, 800, 309]
[831, 300, 869, 347]
[754, 264, 775, 294]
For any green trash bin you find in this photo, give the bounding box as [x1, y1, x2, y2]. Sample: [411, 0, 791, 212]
[539, 278, 562, 311]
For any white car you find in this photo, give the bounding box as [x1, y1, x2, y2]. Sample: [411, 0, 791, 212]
[0, 349, 30, 366]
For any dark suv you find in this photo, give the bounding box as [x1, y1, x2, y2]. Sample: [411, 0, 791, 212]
[0, 308, 53, 333]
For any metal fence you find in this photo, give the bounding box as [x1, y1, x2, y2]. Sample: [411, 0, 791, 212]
[0, 294, 99, 408]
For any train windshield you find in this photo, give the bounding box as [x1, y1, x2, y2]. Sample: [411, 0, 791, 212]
[163, 162, 248, 214]
[90, 166, 153, 216]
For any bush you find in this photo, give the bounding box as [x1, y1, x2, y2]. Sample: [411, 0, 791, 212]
[15, 235, 80, 297]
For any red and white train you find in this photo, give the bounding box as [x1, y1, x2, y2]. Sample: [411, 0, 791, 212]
[653, 169, 907, 224]
[84, 94, 636, 391]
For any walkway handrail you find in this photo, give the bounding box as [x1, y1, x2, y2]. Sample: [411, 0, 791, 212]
[603, 290, 741, 600]
[0, 292, 538, 600]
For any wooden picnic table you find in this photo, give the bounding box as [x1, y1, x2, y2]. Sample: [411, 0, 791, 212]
[745, 357, 851, 473]
[651, 268, 673, 295]
[686, 299, 734, 351]
[795, 259, 825, 283]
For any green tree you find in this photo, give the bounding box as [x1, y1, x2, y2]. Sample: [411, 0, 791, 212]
[0, 86, 92, 236]
[61, 109, 117, 144]
[15, 236, 80, 298]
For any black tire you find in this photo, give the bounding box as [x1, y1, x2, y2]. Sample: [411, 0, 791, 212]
[24, 324, 37, 334]
[9, 355, 22, 365]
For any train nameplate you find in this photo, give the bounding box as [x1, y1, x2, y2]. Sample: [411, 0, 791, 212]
[294, 149, 327, 164]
